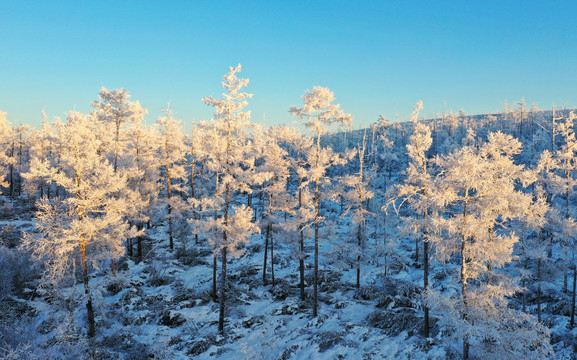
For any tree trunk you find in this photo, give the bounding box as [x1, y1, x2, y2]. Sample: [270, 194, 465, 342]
[313, 184, 320, 317]
[461, 203, 469, 360]
[570, 265, 577, 329]
[270, 223, 275, 287]
[298, 166, 305, 301]
[137, 233, 143, 263]
[263, 222, 269, 285]
[9, 142, 14, 197]
[81, 244, 96, 338]
[218, 246, 227, 334]
[127, 237, 133, 257]
[423, 232, 430, 338]
[537, 258, 542, 322]
[167, 162, 173, 250]
[299, 224, 305, 301]
[356, 222, 361, 289]
[218, 181, 231, 334]
[212, 254, 217, 298]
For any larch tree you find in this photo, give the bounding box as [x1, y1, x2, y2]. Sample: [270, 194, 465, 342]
[91, 88, 148, 271]
[289, 86, 353, 317]
[156, 105, 188, 251]
[22, 111, 138, 338]
[91, 87, 148, 173]
[0, 110, 15, 190]
[125, 118, 159, 260]
[393, 101, 434, 337]
[277, 125, 315, 301]
[24, 110, 55, 199]
[338, 131, 374, 289]
[427, 132, 551, 359]
[536, 111, 577, 326]
[200, 64, 260, 333]
[252, 125, 291, 287]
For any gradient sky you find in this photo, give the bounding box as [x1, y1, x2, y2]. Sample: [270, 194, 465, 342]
[1, 1, 576, 130]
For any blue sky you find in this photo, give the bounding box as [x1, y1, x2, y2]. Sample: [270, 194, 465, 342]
[1, 1, 576, 129]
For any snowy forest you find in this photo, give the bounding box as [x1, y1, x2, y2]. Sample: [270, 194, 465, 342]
[2, 64, 577, 359]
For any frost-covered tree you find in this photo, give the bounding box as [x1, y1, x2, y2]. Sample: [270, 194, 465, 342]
[24, 110, 55, 199]
[199, 64, 260, 333]
[0, 110, 11, 189]
[91, 88, 149, 271]
[290, 86, 353, 316]
[11, 124, 32, 197]
[394, 101, 435, 337]
[252, 125, 291, 287]
[536, 111, 577, 326]
[0, 111, 15, 193]
[277, 125, 315, 301]
[125, 118, 159, 259]
[22, 111, 138, 338]
[427, 132, 550, 359]
[156, 105, 188, 251]
[338, 132, 373, 289]
[91, 87, 148, 172]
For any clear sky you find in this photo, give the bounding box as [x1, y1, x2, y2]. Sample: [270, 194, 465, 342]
[1, 1, 576, 130]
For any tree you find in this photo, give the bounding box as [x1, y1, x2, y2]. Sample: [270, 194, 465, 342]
[427, 132, 550, 359]
[393, 101, 434, 337]
[0, 110, 15, 193]
[24, 110, 55, 199]
[200, 64, 260, 333]
[124, 117, 159, 260]
[278, 125, 315, 301]
[536, 111, 577, 326]
[22, 111, 138, 337]
[252, 125, 291, 287]
[339, 132, 373, 288]
[91, 87, 148, 173]
[91, 88, 148, 271]
[156, 105, 188, 251]
[290, 86, 353, 317]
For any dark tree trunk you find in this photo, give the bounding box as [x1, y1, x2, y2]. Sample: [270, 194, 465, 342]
[212, 254, 218, 298]
[299, 225, 305, 301]
[298, 172, 305, 301]
[218, 246, 227, 334]
[537, 258, 542, 322]
[570, 265, 577, 329]
[423, 234, 430, 338]
[81, 245, 96, 338]
[137, 234, 143, 262]
[127, 238, 133, 257]
[356, 222, 361, 289]
[313, 185, 319, 317]
[263, 222, 269, 285]
[270, 224, 275, 287]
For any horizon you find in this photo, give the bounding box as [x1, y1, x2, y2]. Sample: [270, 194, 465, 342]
[1, 1, 576, 129]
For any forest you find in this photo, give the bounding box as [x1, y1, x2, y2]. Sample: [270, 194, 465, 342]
[1, 64, 576, 359]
